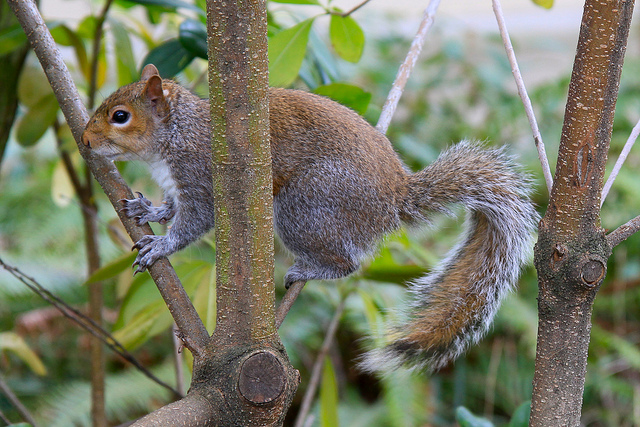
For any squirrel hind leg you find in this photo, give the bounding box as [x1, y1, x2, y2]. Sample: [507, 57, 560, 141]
[283, 254, 360, 288]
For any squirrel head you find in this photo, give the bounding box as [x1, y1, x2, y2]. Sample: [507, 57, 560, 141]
[82, 64, 172, 161]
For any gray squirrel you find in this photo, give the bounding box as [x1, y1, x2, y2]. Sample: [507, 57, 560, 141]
[82, 64, 538, 371]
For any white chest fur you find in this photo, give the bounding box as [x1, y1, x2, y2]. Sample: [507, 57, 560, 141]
[149, 159, 179, 205]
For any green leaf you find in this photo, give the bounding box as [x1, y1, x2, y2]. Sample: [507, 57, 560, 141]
[112, 300, 170, 349]
[508, 401, 531, 427]
[49, 24, 89, 77]
[320, 357, 339, 427]
[179, 19, 207, 59]
[83, 252, 138, 285]
[455, 407, 494, 427]
[110, 20, 138, 86]
[18, 66, 54, 108]
[142, 38, 196, 78]
[268, 19, 314, 87]
[0, 332, 47, 376]
[16, 94, 59, 147]
[329, 15, 364, 63]
[313, 83, 371, 115]
[270, 0, 320, 4]
[0, 23, 27, 55]
[532, 0, 553, 9]
[121, 0, 204, 14]
[51, 159, 75, 207]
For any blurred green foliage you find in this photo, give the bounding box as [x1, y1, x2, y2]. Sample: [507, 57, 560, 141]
[0, 0, 639, 426]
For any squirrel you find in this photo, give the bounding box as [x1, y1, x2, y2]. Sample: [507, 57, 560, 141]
[82, 64, 538, 372]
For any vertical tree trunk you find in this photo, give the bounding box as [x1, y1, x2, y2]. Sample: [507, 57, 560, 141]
[530, 0, 634, 425]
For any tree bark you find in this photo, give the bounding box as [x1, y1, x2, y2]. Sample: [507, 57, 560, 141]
[530, 0, 634, 425]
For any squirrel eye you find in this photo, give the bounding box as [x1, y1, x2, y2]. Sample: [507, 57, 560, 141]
[112, 110, 130, 124]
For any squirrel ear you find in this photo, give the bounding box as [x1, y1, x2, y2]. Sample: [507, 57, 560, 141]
[141, 64, 160, 81]
[144, 75, 170, 118]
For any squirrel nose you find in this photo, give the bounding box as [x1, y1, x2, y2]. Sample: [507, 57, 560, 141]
[81, 132, 92, 148]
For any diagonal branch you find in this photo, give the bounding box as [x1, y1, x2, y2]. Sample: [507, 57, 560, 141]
[0, 258, 182, 397]
[7, 0, 209, 355]
[0, 373, 38, 427]
[492, 0, 553, 194]
[293, 298, 346, 427]
[275, 280, 306, 328]
[607, 214, 640, 248]
[376, 0, 441, 135]
[601, 117, 640, 205]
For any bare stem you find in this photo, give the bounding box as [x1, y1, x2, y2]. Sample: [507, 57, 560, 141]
[275, 281, 306, 328]
[293, 298, 346, 427]
[376, 0, 441, 135]
[0, 373, 38, 427]
[492, 0, 553, 194]
[601, 117, 640, 205]
[607, 214, 640, 248]
[0, 258, 182, 397]
[87, 0, 115, 109]
[330, 0, 373, 17]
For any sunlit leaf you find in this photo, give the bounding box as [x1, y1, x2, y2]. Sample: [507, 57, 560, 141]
[16, 94, 59, 147]
[179, 19, 207, 59]
[320, 357, 339, 427]
[456, 407, 494, 427]
[532, 0, 553, 9]
[329, 14, 364, 63]
[313, 83, 371, 115]
[142, 38, 196, 78]
[112, 301, 169, 349]
[51, 159, 75, 207]
[83, 252, 138, 285]
[0, 332, 47, 376]
[268, 19, 314, 87]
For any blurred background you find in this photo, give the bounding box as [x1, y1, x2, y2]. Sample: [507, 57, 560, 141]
[1, 0, 640, 425]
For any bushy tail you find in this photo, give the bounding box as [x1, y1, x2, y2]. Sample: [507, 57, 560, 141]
[361, 141, 538, 372]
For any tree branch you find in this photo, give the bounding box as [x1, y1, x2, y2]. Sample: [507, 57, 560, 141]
[7, 0, 209, 355]
[275, 280, 306, 328]
[601, 117, 640, 205]
[607, 214, 640, 248]
[293, 298, 346, 427]
[492, 0, 553, 194]
[0, 373, 38, 427]
[0, 258, 182, 397]
[376, 0, 441, 134]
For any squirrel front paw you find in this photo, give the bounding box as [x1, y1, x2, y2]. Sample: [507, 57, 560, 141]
[131, 235, 173, 274]
[121, 192, 174, 225]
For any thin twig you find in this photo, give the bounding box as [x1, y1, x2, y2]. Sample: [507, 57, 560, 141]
[601, 117, 640, 205]
[492, 0, 553, 195]
[275, 281, 306, 328]
[172, 324, 186, 396]
[607, 214, 640, 248]
[87, 0, 115, 110]
[376, 0, 441, 135]
[0, 258, 182, 398]
[329, 0, 373, 17]
[7, 0, 210, 354]
[293, 298, 346, 427]
[0, 373, 39, 427]
[0, 407, 12, 425]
